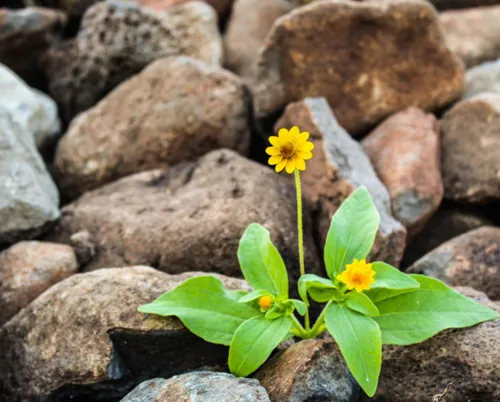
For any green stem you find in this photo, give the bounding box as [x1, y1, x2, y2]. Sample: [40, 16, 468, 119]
[309, 301, 331, 338]
[291, 314, 308, 338]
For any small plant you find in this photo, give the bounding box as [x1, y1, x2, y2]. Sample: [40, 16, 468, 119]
[139, 126, 498, 397]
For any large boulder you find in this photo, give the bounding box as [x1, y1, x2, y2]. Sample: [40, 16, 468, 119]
[463, 59, 500, 99]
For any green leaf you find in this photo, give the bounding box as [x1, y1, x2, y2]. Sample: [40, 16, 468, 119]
[238, 289, 270, 304]
[346, 292, 379, 317]
[370, 262, 419, 290]
[325, 303, 381, 397]
[138, 276, 260, 345]
[238, 223, 288, 297]
[324, 187, 380, 280]
[226, 290, 248, 301]
[374, 276, 499, 345]
[298, 274, 336, 306]
[229, 315, 292, 377]
[291, 299, 307, 316]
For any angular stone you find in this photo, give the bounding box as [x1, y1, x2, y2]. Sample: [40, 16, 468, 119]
[43, 0, 222, 122]
[53, 56, 250, 199]
[254, 339, 359, 402]
[0, 266, 249, 402]
[464, 59, 500, 99]
[440, 93, 500, 203]
[253, 0, 464, 135]
[121, 373, 270, 402]
[362, 107, 442, 238]
[276, 98, 406, 267]
[0, 241, 77, 326]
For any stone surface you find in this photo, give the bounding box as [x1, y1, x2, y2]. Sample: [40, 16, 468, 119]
[440, 6, 500, 68]
[43, 0, 222, 122]
[254, 339, 359, 402]
[362, 107, 442, 238]
[464, 59, 500, 99]
[0, 241, 77, 326]
[135, 0, 235, 16]
[0, 266, 249, 402]
[53, 56, 250, 199]
[253, 0, 464, 135]
[121, 373, 270, 402]
[47, 149, 320, 281]
[276, 98, 406, 267]
[440, 93, 500, 203]
[0, 7, 66, 86]
[223, 0, 292, 79]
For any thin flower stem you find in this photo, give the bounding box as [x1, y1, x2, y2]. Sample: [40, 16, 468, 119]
[291, 314, 308, 338]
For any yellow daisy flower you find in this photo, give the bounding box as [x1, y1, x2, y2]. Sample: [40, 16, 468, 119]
[337, 258, 376, 293]
[266, 126, 314, 174]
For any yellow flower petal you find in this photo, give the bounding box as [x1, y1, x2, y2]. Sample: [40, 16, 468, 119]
[285, 159, 296, 174]
[296, 132, 310, 144]
[268, 155, 282, 165]
[269, 136, 280, 147]
[337, 258, 376, 293]
[278, 128, 290, 139]
[295, 158, 306, 170]
[298, 141, 314, 151]
[266, 146, 280, 156]
[275, 160, 286, 172]
[289, 126, 300, 138]
[297, 151, 313, 160]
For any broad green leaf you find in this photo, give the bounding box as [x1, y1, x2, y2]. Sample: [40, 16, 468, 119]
[370, 262, 419, 290]
[374, 276, 499, 345]
[291, 299, 307, 316]
[238, 223, 288, 297]
[298, 274, 336, 306]
[366, 273, 430, 303]
[325, 303, 381, 397]
[346, 292, 379, 317]
[324, 187, 380, 280]
[238, 289, 270, 303]
[226, 290, 248, 301]
[138, 276, 260, 345]
[229, 315, 292, 377]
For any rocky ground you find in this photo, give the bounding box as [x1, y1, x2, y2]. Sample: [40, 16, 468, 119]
[1, 0, 500, 401]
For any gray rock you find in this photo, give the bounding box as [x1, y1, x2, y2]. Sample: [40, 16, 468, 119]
[464, 59, 500, 99]
[121, 372, 271, 402]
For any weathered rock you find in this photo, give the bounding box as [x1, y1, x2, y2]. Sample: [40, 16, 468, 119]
[0, 7, 66, 86]
[0, 241, 77, 326]
[362, 107, 442, 238]
[0, 266, 249, 402]
[47, 149, 320, 281]
[53, 56, 250, 199]
[223, 0, 292, 79]
[121, 373, 270, 402]
[464, 59, 500, 99]
[355, 0, 500, 11]
[135, 0, 235, 17]
[440, 93, 500, 203]
[43, 0, 222, 122]
[276, 98, 406, 266]
[253, 0, 464, 135]
[254, 339, 359, 402]
[440, 5, 500, 68]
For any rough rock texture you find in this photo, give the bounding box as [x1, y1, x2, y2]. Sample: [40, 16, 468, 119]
[53, 56, 251, 199]
[276, 98, 406, 266]
[47, 150, 320, 281]
[371, 287, 500, 402]
[440, 93, 500, 203]
[0, 7, 66, 86]
[0, 267, 249, 402]
[464, 59, 500, 99]
[223, 0, 293, 79]
[254, 339, 359, 402]
[121, 373, 270, 402]
[253, 0, 464, 135]
[43, 0, 223, 122]
[135, 0, 235, 17]
[0, 241, 77, 326]
[362, 107, 442, 238]
[408, 227, 500, 301]
[440, 6, 500, 68]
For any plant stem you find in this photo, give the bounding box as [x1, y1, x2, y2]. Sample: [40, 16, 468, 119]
[291, 314, 308, 338]
[309, 301, 331, 338]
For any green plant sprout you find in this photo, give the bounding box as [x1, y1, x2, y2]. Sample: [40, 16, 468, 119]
[138, 126, 498, 397]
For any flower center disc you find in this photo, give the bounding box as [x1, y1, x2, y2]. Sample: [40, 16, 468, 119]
[280, 142, 295, 158]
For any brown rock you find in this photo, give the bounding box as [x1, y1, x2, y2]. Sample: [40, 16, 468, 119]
[355, 0, 500, 11]
[135, 0, 235, 16]
[253, 0, 464, 135]
[440, 93, 500, 203]
[362, 107, 443, 238]
[43, 0, 222, 122]
[276, 98, 406, 267]
[0, 266, 249, 402]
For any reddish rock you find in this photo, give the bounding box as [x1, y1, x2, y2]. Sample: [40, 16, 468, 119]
[362, 107, 443, 238]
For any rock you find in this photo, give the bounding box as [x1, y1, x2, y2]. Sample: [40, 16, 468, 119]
[430, 0, 500, 10]
[0, 241, 77, 326]
[223, 0, 293, 79]
[135, 0, 235, 17]
[253, 0, 464, 135]
[47, 149, 320, 281]
[440, 93, 500, 203]
[43, 0, 223, 122]
[276, 98, 406, 267]
[0, 266, 249, 402]
[463, 59, 500, 99]
[0, 63, 60, 152]
[254, 339, 359, 402]
[0, 110, 60, 248]
[121, 372, 270, 402]
[371, 287, 500, 402]
[53, 56, 251, 199]
[362, 107, 442, 238]
[440, 5, 500, 68]
[0, 7, 66, 86]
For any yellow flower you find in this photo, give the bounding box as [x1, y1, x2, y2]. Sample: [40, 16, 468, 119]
[266, 126, 314, 174]
[258, 295, 273, 310]
[337, 258, 376, 293]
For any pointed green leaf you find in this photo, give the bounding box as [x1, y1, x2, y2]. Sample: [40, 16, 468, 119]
[291, 299, 307, 316]
[370, 262, 419, 290]
[238, 289, 270, 304]
[298, 274, 336, 306]
[346, 292, 379, 317]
